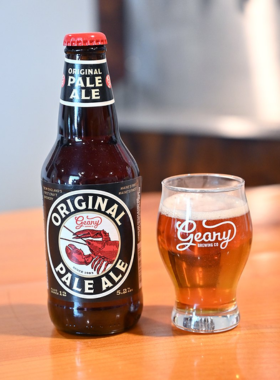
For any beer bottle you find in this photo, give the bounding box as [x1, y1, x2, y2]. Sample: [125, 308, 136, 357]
[41, 33, 143, 335]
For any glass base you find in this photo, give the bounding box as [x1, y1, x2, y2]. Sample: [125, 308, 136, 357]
[171, 305, 240, 333]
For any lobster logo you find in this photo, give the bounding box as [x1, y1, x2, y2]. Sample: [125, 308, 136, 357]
[62, 227, 119, 274]
[59, 212, 120, 277]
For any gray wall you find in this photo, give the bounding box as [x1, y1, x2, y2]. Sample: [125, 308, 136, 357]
[0, 0, 98, 212]
[116, 0, 280, 124]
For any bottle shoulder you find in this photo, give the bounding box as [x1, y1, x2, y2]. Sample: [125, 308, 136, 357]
[41, 138, 140, 185]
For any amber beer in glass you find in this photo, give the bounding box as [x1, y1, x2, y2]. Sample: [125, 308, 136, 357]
[157, 174, 252, 333]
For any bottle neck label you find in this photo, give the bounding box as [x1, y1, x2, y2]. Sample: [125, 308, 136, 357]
[60, 58, 115, 107]
[42, 179, 142, 302]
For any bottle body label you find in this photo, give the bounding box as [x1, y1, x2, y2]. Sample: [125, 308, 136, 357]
[60, 58, 114, 107]
[42, 179, 141, 302]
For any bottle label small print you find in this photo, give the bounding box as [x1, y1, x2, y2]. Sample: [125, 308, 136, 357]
[60, 58, 115, 107]
[42, 178, 142, 302]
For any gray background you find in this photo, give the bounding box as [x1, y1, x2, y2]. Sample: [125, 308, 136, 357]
[1, 0, 280, 211]
[0, 0, 98, 212]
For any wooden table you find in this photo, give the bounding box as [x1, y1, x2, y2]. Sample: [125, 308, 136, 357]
[0, 188, 280, 379]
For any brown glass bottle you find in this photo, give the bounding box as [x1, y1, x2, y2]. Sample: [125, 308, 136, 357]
[41, 33, 143, 335]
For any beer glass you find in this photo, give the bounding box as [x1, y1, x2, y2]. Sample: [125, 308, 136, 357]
[157, 174, 252, 333]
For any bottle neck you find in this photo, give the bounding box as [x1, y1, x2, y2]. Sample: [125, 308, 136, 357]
[58, 45, 118, 141]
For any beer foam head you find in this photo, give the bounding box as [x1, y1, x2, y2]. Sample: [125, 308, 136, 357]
[160, 193, 249, 220]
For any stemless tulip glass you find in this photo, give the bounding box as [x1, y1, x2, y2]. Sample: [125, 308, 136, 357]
[157, 174, 252, 333]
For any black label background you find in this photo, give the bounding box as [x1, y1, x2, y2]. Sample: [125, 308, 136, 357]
[42, 179, 141, 303]
[60, 59, 114, 106]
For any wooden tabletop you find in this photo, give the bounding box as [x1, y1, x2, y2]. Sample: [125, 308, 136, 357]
[0, 187, 280, 379]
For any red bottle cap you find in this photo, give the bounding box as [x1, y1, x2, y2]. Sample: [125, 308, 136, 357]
[63, 32, 108, 46]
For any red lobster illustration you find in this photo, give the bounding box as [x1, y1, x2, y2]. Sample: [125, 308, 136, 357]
[62, 227, 119, 274]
